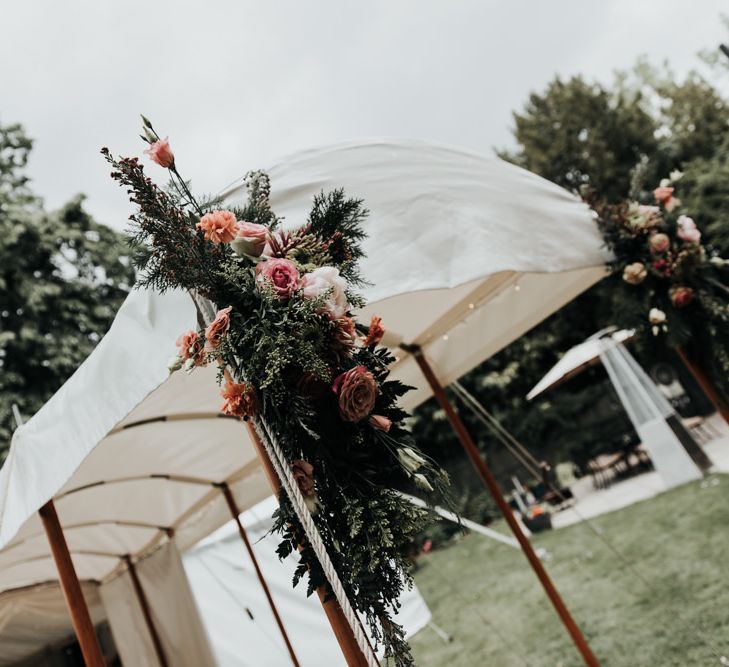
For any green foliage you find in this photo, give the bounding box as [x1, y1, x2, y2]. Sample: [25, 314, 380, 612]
[0, 123, 134, 456]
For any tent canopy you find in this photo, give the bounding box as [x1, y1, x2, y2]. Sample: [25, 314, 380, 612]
[526, 329, 634, 400]
[0, 139, 610, 616]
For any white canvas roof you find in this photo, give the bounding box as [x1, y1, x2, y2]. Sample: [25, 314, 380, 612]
[0, 140, 610, 617]
[526, 329, 634, 400]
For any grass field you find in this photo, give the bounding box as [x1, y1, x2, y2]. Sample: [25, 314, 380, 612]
[409, 474, 729, 666]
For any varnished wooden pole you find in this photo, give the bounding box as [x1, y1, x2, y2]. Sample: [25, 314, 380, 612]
[124, 555, 169, 667]
[39, 500, 106, 667]
[220, 483, 301, 667]
[241, 419, 370, 667]
[677, 347, 729, 426]
[411, 348, 600, 667]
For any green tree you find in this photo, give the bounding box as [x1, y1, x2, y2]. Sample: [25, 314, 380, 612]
[0, 122, 134, 457]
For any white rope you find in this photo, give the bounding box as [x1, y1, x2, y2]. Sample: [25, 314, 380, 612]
[190, 293, 379, 666]
[252, 415, 380, 667]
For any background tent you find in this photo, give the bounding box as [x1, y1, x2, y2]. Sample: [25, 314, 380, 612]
[183, 497, 432, 667]
[0, 139, 609, 663]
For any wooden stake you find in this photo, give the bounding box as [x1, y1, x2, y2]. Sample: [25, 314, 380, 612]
[411, 349, 600, 667]
[220, 483, 301, 667]
[38, 500, 106, 667]
[242, 419, 370, 667]
[124, 555, 169, 667]
[677, 347, 729, 426]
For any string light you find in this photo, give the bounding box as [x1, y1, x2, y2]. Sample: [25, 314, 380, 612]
[442, 334, 449, 341]
[514, 284, 521, 292]
[468, 303, 475, 309]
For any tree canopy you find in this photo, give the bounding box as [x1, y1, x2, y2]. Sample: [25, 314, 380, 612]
[0, 122, 134, 456]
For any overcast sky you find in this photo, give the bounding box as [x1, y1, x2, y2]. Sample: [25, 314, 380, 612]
[2, 1, 727, 229]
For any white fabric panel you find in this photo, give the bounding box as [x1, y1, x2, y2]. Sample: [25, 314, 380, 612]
[599, 340, 701, 488]
[225, 140, 609, 304]
[0, 582, 105, 666]
[0, 288, 196, 547]
[100, 571, 158, 667]
[184, 497, 431, 667]
[101, 541, 216, 667]
[527, 329, 633, 400]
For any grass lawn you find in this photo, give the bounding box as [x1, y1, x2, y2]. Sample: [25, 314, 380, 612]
[409, 474, 729, 666]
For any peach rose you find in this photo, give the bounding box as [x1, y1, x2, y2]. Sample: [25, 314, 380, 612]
[144, 137, 174, 168]
[369, 414, 392, 432]
[256, 258, 301, 299]
[220, 380, 257, 419]
[231, 221, 269, 257]
[332, 365, 377, 423]
[205, 306, 232, 350]
[176, 330, 205, 366]
[649, 233, 670, 254]
[196, 210, 238, 244]
[622, 262, 647, 285]
[363, 315, 385, 347]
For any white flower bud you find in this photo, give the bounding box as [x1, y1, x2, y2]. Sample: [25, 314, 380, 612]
[414, 473, 434, 492]
[167, 355, 183, 373]
[398, 447, 427, 474]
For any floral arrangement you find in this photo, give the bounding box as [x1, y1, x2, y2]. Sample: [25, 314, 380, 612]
[103, 118, 450, 665]
[587, 171, 729, 400]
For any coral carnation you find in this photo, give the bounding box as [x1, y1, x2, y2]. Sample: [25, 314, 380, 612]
[363, 315, 385, 347]
[196, 210, 238, 244]
[220, 380, 257, 419]
[205, 306, 232, 350]
[176, 330, 205, 366]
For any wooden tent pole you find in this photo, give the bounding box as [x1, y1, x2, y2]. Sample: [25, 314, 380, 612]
[38, 500, 106, 667]
[241, 420, 370, 667]
[220, 483, 302, 667]
[677, 347, 729, 426]
[124, 555, 169, 667]
[411, 348, 600, 667]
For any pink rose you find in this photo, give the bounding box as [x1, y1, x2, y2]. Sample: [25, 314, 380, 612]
[369, 414, 392, 432]
[670, 286, 695, 309]
[677, 215, 701, 244]
[176, 330, 205, 366]
[302, 266, 349, 318]
[231, 221, 269, 257]
[332, 365, 377, 423]
[649, 233, 670, 254]
[205, 306, 232, 350]
[196, 210, 238, 244]
[144, 137, 174, 168]
[256, 258, 301, 299]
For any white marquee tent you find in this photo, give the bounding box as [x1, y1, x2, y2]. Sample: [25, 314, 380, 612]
[183, 497, 432, 667]
[0, 139, 610, 665]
